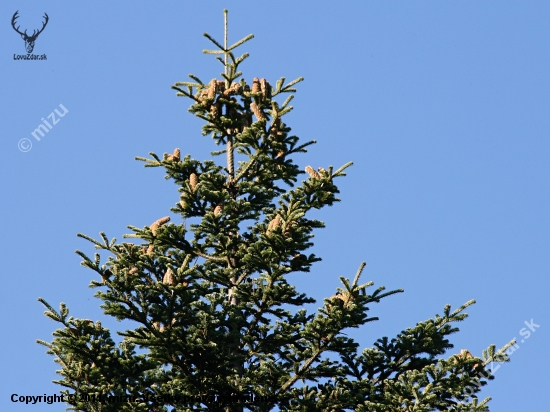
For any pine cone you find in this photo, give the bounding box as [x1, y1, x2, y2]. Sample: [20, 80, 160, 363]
[250, 102, 265, 121]
[210, 103, 219, 118]
[163, 268, 176, 286]
[207, 79, 217, 99]
[305, 165, 321, 179]
[223, 82, 241, 96]
[150, 216, 170, 236]
[329, 292, 354, 308]
[251, 77, 260, 94]
[260, 78, 270, 100]
[266, 215, 281, 236]
[189, 173, 198, 192]
[172, 148, 180, 161]
[167, 148, 181, 162]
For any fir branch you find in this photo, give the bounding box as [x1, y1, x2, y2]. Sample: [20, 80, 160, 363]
[227, 34, 254, 51]
[189, 74, 204, 85]
[235, 150, 263, 182]
[193, 250, 228, 263]
[203, 32, 225, 51]
[278, 348, 324, 393]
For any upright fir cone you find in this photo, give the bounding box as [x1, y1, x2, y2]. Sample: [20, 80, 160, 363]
[251, 77, 260, 94]
[260, 78, 270, 100]
[207, 79, 217, 99]
[173, 148, 180, 161]
[267, 214, 281, 236]
[150, 216, 170, 236]
[250, 102, 265, 121]
[329, 291, 354, 308]
[214, 204, 223, 216]
[189, 173, 198, 192]
[210, 102, 219, 118]
[305, 165, 321, 179]
[163, 268, 176, 286]
[128, 267, 139, 275]
[146, 244, 155, 255]
[167, 148, 181, 161]
[223, 82, 241, 96]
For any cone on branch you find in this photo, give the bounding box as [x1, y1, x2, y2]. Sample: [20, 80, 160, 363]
[150, 216, 170, 236]
[163, 268, 176, 286]
[166, 148, 181, 162]
[251, 77, 260, 94]
[207, 79, 217, 99]
[189, 173, 199, 192]
[266, 214, 281, 236]
[250, 102, 265, 121]
[305, 165, 321, 179]
[260, 78, 270, 100]
[223, 82, 241, 96]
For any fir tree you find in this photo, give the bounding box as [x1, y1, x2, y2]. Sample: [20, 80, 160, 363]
[38, 10, 515, 412]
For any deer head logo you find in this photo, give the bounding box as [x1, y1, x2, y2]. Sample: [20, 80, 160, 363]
[11, 11, 49, 54]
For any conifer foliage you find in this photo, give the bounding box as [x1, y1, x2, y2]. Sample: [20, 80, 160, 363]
[38, 11, 514, 412]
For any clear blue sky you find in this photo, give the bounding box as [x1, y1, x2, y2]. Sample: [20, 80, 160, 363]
[1, 1, 548, 410]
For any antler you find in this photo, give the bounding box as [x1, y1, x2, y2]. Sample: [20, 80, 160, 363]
[30, 13, 49, 39]
[11, 11, 26, 36]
